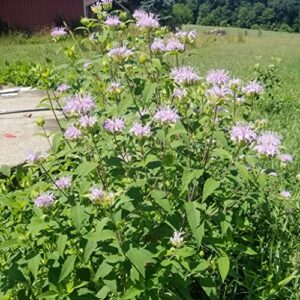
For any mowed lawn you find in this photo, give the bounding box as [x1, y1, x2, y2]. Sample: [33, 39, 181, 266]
[1, 27, 300, 169]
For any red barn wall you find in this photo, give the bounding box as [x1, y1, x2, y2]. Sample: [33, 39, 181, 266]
[0, 0, 84, 31]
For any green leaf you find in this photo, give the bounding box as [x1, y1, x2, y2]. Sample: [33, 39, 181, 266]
[96, 286, 110, 299]
[74, 161, 98, 177]
[278, 272, 298, 286]
[0, 164, 11, 177]
[181, 169, 203, 193]
[0, 239, 22, 250]
[59, 255, 76, 283]
[121, 286, 143, 299]
[143, 82, 157, 103]
[28, 254, 41, 280]
[185, 202, 204, 248]
[126, 247, 155, 278]
[244, 247, 257, 255]
[217, 254, 230, 283]
[70, 205, 87, 231]
[85, 229, 115, 242]
[84, 240, 97, 263]
[202, 178, 220, 201]
[95, 261, 113, 280]
[151, 190, 171, 212]
[57, 235, 68, 257]
[192, 260, 210, 273]
[52, 133, 63, 153]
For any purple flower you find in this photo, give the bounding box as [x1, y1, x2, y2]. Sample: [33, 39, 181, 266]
[188, 30, 197, 43]
[79, 115, 97, 129]
[104, 15, 121, 27]
[118, 152, 132, 162]
[90, 187, 115, 205]
[173, 88, 187, 100]
[170, 231, 184, 247]
[130, 123, 151, 138]
[165, 38, 185, 52]
[151, 39, 165, 53]
[133, 10, 159, 29]
[269, 172, 277, 177]
[279, 153, 293, 163]
[107, 81, 123, 94]
[91, 1, 102, 13]
[243, 81, 264, 96]
[228, 78, 242, 89]
[26, 150, 48, 164]
[154, 106, 180, 125]
[64, 125, 82, 140]
[206, 85, 232, 104]
[175, 30, 196, 44]
[103, 117, 125, 133]
[55, 176, 72, 190]
[230, 123, 257, 143]
[63, 94, 95, 115]
[34, 192, 55, 208]
[280, 191, 291, 198]
[108, 46, 133, 62]
[254, 131, 281, 156]
[56, 83, 70, 92]
[171, 66, 200, 85]
[206, 69, 230, 86]
[51, 27, 67, 38]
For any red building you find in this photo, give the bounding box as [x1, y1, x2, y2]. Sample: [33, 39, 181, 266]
[0, 0, 97, 31]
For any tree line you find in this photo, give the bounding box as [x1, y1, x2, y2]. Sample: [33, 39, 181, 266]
[119, 0, 300, 32]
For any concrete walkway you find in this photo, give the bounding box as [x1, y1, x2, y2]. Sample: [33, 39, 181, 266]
[0, 87, 60, 167]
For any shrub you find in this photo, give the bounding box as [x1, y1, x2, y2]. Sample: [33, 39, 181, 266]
[0, 3, 299, 300]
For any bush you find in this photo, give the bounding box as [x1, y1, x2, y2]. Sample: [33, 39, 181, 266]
[0, 4, 299, 300]
[171, 3, 193, 28]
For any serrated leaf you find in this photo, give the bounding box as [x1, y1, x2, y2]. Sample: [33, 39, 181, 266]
[84, 240, 97, 263]
[74, 161, 98, 177]
[70, 205, 87, 231]
[126, 247, 155, 278]
[57, 235, 68, 257]
[59, 255, 76, 283]
[217, 254, 230, 283]
[121, 286, 143, 299]
[202, 178, 220, 201]
[185, 202, 204, 247]
[0, 164, 11, 177]
[28, 254, 41, 280]
[95, 261, 113, 280]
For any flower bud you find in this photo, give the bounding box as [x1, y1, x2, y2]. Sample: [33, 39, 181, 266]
[36, 117, 45, 127]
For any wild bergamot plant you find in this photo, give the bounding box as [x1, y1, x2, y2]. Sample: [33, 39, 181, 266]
[1, 1, 300, 299]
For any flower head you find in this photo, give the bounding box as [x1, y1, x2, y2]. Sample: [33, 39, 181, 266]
[63, 94, 95, 115]
[243, 81, 264, 96]
[228, 78, 242, 89]
[104, 15, 121, 27]
[254, 131, 281, 156]
[79, 115, 97, 129]
[107, 81, 123, 94]
[206, 69, 230, 86]
[173, 88, 187, 100]
[151, 39, 165, 53]
[34, 192, 55, 208]
[206, 85, 232, 104]
[279, 153, 293, 163]
[90, 187, 115, 206]
[170, 231, 184, 247]
[280, 191, 291, 198]
[55, 176, 72, 190]
[133, 10, 159, 29]
[103, 117, 125, 133]
[26, 150, 48, 164]
[108, 46, 133, 62]
[154, 106, 180, 125]
[51, 27, 67, 38]
[230, 123, 257, 143]
[64, 125, 82, 140]
[296, 173, 300, 181]
[130, 123, 151, 138]
[175, 30, 196, 44]
[171, 66, 200, 85]
[56, 83, 70, 92]
[165, 38, 185, 52]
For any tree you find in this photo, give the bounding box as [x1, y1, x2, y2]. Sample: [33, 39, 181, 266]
[171, 3, 193, 28]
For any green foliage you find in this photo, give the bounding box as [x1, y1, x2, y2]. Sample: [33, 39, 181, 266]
[171, 3, 193, 28]
[0, 4, 300, 300]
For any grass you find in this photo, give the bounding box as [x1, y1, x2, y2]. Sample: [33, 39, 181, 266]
[1, 27, 300, 170]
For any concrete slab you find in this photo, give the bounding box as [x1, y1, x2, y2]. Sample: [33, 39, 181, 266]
[0, 88, 61, 167]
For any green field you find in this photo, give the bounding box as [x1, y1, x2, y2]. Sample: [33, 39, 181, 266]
[1, 26, 300, 169]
